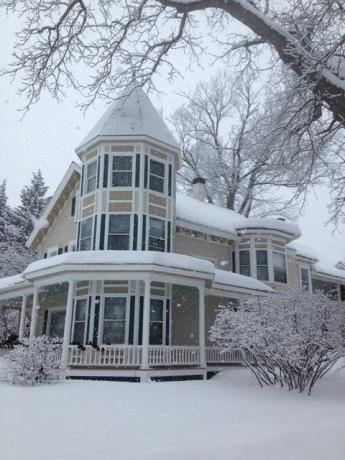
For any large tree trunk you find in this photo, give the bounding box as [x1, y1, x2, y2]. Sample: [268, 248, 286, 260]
[162, 0, 345, 123]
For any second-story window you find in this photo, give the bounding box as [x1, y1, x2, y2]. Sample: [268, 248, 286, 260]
[86, 160, 97, 194]
[79, 217, 93, 251]
[273, 251, 287, 283]
[256, 250, 269, 281]
[149, 217, 165, 251]
[300, 267, 310, 291]
[239, 250, 251, 276]
[149, 159, 165, 193]
[112, 156, 133, 187]
[108, 215, 130, 250]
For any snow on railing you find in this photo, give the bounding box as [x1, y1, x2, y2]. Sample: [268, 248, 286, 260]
[205, 347, 243, 364]
[68, 345, 142, 367]
[148, 346, 200, 366]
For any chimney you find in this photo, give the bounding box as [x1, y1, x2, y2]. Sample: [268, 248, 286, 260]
[192, 177, 206, 202]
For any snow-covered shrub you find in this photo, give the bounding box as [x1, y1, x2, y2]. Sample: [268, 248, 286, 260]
[210, 289, 344, 395]
[2, 335, 65, 386]
[0, 308, 19, 342]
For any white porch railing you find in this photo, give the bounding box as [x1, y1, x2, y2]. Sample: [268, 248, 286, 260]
[205, 347, 243, 365]
[148, 346, 200, 366]
[67, 345, 243, 368]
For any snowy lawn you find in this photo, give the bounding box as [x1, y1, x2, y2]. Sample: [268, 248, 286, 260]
[1, 365, 345, 460]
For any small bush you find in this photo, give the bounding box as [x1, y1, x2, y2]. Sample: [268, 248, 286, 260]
[2, 335, 66, 386]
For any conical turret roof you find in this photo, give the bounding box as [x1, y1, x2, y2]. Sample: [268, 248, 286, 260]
[76, 86, 179, 154]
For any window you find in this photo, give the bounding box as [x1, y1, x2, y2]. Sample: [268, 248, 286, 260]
[103, 297, 127, 344]
[108, 215, 130, 250]
[79, 217, 93, 251]
[150, 299, 164, 345]
[71, 196, 76, 218]
[149, 217, 165, 252]
[112, 156, 133, 187]
[149, 159, 165, 193]
[86, 160, 97, 194]
[312, 279, 338, 300]
[273, 252, 287, 283]
[72, 299, 88, 344]
[239, 250, 251, 276]
[256, 250, 269, 281]
[300, 267, 310, 291]
[340, 285, 345, 302]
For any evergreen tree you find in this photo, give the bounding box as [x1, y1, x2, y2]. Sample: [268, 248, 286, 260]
[16, 170, 49, 241]
[0, 180, 20, 244]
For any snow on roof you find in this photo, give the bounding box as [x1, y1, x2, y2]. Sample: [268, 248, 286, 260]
[313, 263, 345, 281]
[77, 86, 179, 152]
[176, 194, 246, 236]
[176, 193, 300, 239]
[23, 251, 215, 278]
[214, 269, 273, 292]
[287, 241, 319, 260]
[0, 274, 27, 291]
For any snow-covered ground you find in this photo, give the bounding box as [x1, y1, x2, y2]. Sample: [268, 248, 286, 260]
[1, 365, 345, 460]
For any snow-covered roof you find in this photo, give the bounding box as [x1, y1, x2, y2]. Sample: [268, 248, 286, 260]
[0, 274, 31, 295]
[287, 241, 319, 261]
[313, 263, 345, 281]
[214, 269, 273, 293]
[176, 193, 301, 239]
[77, 86, 179, 153]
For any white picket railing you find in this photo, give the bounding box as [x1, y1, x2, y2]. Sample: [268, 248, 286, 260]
[67, 345, 242, 367]
[205, 347, 243, 364]
[148, 346, 200, 366]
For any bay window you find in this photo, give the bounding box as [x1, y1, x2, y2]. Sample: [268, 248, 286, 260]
[86, 160, 97, 194]
[103, 297, 127, 344]
[149, 217, 165, 252]
[72, 298, 88, 344]
[149, 159, 165, 193]
[273, 251, 287, 283]
[239, 250, 251, 277]
[112, 156, 133, 187]
[108, 214, 130, 250]
[79, 217, 93, 251]
[256, 250, 269, 281]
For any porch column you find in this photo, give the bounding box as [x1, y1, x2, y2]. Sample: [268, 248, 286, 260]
[141, 280, 151, 370]
[29, 287, 39, 341]
[18, 294, 27, 341]
[198, 284, 206, 368]
[61, 280, 75, 367]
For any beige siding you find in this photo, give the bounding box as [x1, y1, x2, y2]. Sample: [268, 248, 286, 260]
[175, 234, 232, 270]
[40, 192, 77, 254]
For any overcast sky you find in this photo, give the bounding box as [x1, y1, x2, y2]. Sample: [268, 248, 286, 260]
[0, 9, 344, 266]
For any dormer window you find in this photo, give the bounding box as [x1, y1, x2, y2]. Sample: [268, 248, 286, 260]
[112, 156, 133, 187]
[86, 160, 97, 194]
[149, 159, 165, 193]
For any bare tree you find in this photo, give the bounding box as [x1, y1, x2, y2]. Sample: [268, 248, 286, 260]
[1, 0, 345, 219]
[173, 69, 326, 217]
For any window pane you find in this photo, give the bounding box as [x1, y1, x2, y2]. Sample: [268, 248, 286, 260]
[148, 237, 165, 252]
[87, 161, 97, 178]
[150, 299, 163, 321]
[257, 266, 269, 281]
[112, 171, 132, 187]
[150, 160, 165, 177]
[150, 175, 164, 193]
[256, 250, 268, 265]
[149, 323, 163, 345]
[103, 321, 125, 344]
[240, 266, 251, 277]
[49, 311, 66, 338]
[109, 215, 130, 234]
[81, 217, 93, 238]
[273, 252, 287, 283]
[75, 299, 87, 321]
[113, 156, 132, 170]
[80, 237, 92, 251]
[239, 251, 250, 266]
[73, 322, 85, 343]
[149, 218, 165, 239]
[104, 298, 126, 319]
[87, 176, 96, 194]
[108, 235, 129, 250]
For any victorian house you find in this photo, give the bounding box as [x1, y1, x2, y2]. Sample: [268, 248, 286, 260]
[0, 87, 344, 381]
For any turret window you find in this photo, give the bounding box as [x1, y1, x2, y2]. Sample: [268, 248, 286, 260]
[79, 217, 93, 251]
[86, 160, 97, 194]
[108, 214, 130, 250]
[112, 156, 133, 187]
[149, 159, 165, 193]
[149, 217, 165, 252]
